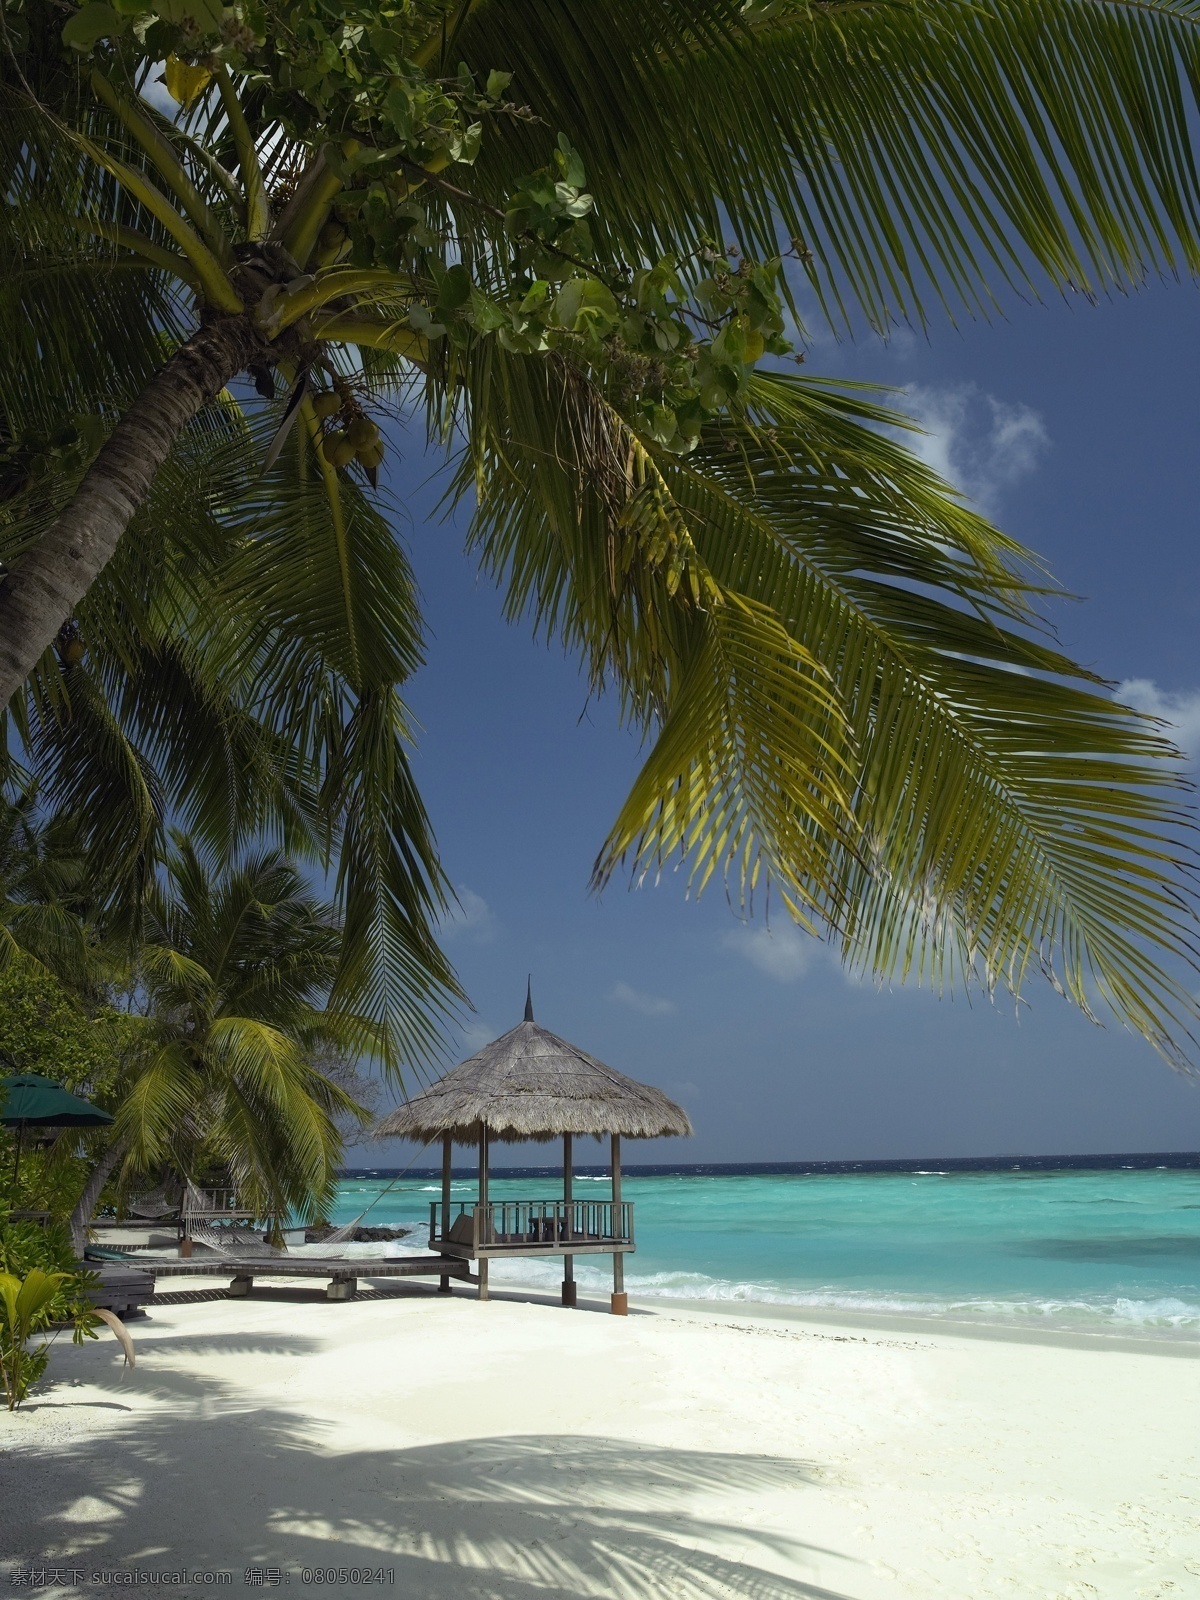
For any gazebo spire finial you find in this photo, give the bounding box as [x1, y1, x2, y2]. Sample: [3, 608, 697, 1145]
[524, 976, 534, 1022]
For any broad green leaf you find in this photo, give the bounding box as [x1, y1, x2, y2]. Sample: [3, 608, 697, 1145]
[61, 4, 123, 50]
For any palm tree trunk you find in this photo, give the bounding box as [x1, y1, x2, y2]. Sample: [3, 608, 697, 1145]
[69, 1138, 126, 1259]
[0, 313, 261, 708]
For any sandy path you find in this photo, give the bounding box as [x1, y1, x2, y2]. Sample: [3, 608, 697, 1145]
[2, 1278, 1198, 1599]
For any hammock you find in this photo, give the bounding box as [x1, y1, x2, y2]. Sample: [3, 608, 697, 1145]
[179, 1138, 436, 1258]
[125, 1184, 182, 1219]
[316, 1138, 438, 1247]
[320, 1213, 367, 1246]
[186, 1220, 285, 1257]
[181, 1183, 285, 1256]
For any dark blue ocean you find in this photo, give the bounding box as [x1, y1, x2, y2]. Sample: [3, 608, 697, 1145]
[332, 1154, 1200, 1339]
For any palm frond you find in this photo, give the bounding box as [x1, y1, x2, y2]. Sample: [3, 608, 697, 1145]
[0, 89, 193, 411]
[112, 1037, 200, 1169]
[461, 345, 1200, 1064]
[603, 593, 855, 921]
[6, 380, 462, 1072]
[330, 684, 463, 1072]
[461, 0, 1200, 331]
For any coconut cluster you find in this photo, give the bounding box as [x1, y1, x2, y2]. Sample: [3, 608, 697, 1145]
[313, 388, 384, 472]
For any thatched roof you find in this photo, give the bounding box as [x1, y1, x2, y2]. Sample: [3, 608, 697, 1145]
[374, 992, 692, 1145]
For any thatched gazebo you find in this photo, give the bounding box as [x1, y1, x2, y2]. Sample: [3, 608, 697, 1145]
[374, 986, 691, 1313]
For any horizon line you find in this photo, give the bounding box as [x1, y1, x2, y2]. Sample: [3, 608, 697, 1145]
[338, 1148, 1200, 1177]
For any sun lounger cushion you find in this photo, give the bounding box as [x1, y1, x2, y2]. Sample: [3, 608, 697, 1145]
[447, 1212, 476, 1245]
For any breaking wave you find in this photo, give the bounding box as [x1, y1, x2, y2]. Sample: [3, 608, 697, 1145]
[467, 1260, 1200, 1336]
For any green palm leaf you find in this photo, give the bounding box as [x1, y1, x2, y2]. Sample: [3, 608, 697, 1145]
[460, 0, 1200, 330]
[462, 344, 1199, 1064]
[4, 383, 462, 1069]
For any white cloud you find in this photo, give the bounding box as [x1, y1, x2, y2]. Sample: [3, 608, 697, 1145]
[1117, 679, 1200, 763]
[439, 886, 496, 943]
[723, 923, 822, 983]
[898, 383, 1050, 515]
[610, 982, 676, 1017]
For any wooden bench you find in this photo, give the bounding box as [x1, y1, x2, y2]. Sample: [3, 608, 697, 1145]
[84, 1259, 158, 1319]
[85, 1249, 474, 1302]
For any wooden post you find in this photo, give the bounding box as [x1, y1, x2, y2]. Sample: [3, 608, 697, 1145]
[438, 1132, 453, 1292]
[610, 1132, 627, 1315]
[477, 1122, 490, 1302]
[561, 1132, 576, 1307]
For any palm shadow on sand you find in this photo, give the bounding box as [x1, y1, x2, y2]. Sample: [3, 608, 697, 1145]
[4, 1319, 860, 1600]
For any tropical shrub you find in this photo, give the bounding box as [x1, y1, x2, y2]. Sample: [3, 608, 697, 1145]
[0, 962, 123, 1091]
[0, 1213, 138, 1409]
[0, 1260, 108, 1410]
[0, 1213, 80, 1278]
[0, 1213, 101, 1339]
[0, 957, 140, 1226]
[0, 1268, 70, 1407]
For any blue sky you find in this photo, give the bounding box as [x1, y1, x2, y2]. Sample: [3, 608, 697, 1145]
[365, 273, 1200, 1169]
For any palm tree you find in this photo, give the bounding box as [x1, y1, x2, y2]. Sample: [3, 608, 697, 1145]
[0, 791, 94, 982]
[4, 0, 1200, 1066]
[98, 837, 370, 1243]
[0, 797, 370, 1245]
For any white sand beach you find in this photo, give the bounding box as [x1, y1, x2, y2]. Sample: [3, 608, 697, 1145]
[3, 1276, 1199, 1600]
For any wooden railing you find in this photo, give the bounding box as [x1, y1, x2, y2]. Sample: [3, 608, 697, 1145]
[182, 1184, 256, 1224]
[429, 1198, 634, 1253]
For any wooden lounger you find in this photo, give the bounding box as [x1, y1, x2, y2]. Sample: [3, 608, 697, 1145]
[84, 1259, 158, 1319]
[85, 1249, 474, 1302]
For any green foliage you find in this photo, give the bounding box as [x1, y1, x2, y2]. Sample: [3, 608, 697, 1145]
[0, 40, 463, 1071]
[0, 1214, 100, 1343]
[2, 1126, 91, 1220]
[46, 0, 798, 452]
[0, 1256, 101, 1410]
[0, 358, 460, 1074]
[4, 0, 1200, 1076]
[0, 962, 124, 1097]
[0, 933, 140, 1218]
[0, 413, 107, 502]
[110, 838, 371, 1226]
[0, 797, 363, 1228]
[0, 1268, 66, 1407]
[0, 1213, 78, 1277]
[461, 347, 1200, 1063]
[460, 0, 1200, 333]
[0, 790, 93, 981]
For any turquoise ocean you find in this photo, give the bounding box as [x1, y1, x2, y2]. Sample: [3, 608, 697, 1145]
[332, 1156, 1200, 1340]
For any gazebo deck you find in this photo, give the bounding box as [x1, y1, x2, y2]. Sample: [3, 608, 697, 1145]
[374, 986, 690, 1310]
[430, 1197, 635, 1260]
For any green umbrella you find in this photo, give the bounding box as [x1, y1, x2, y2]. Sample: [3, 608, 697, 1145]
[0, 1072, 114, 1190]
